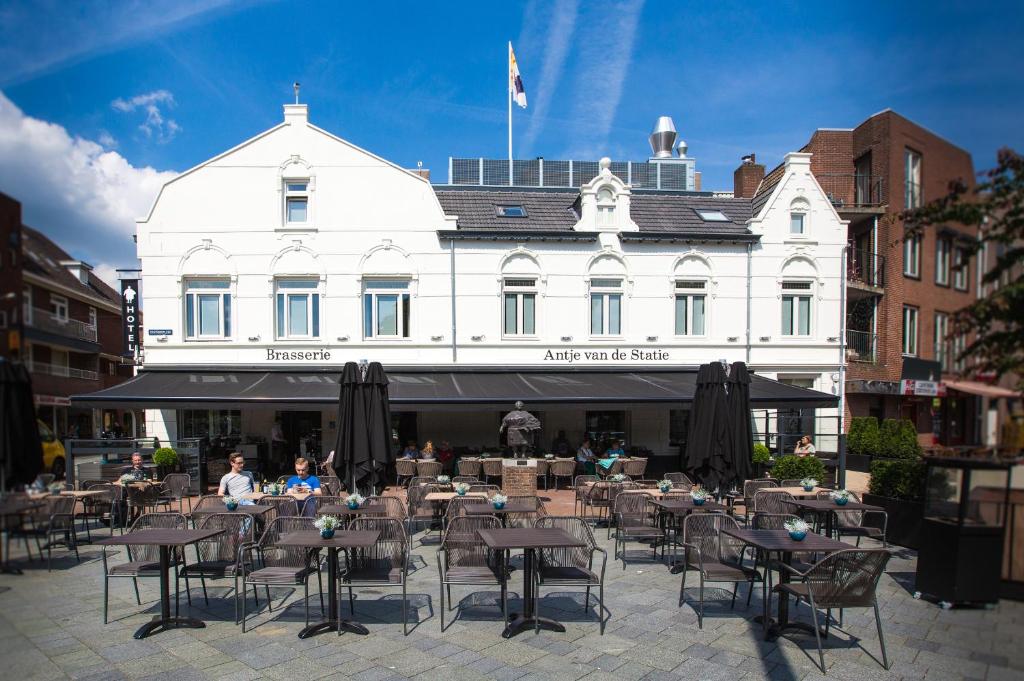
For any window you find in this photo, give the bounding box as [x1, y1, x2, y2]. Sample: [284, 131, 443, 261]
[935, 237, 950, 285]
[953, 247, 969, 291]
[934, 312, 950, 371]
[51, 348, 69, 377]
[503, 278, 536, 336]
[590, 278, 622, 335]
[597, 189, 615, 227]
[903, 235, 920, 277]
[50, 294, 68, 321]
[363, 280, 411, 338]
[674, 281, 706, 336]
[88, 306, 97, 329]
[781, 281, 812, 336]
[495, 205, 527, 218]
[0, 311, 7, 328]
[904, 149, 922, 209]
[108, 359, 116, 376]
[695, 209, 729, 222]
[179, 409, 241, 438]
[275, 279, 320, 339]
[285, 181, 309, 223]
[22, 285, 31, 324]
[184, 279, 232, 340]
[952, 334, 966, 372]
[902, 305, 918, 356]
[790, 212, 805, 234]
[855, 153, 873, 205]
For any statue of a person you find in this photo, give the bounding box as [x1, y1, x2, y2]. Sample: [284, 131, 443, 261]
[499, 400, 541, 457]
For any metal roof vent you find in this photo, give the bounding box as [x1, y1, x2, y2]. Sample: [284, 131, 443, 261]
[649, 116, 677, 158]
[675, 139, 688, 158]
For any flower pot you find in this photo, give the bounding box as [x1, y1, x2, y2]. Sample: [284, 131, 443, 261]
[347, 502, 360, 510]
[493, 502, 506, 510]
[456, 490, 467, 496]
[659, 486, 670, 494]
[320, 529, 335, 540]
[803, 486, 814, 492]
[692, 498, 705, 506]
[834, 497, 849, 506]
[788, 530, 807, 541]
[226, 502, 238, 511]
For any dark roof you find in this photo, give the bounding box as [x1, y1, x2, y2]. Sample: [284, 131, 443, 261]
[435, 188, 754, 238]
[21, 226, 120, 305]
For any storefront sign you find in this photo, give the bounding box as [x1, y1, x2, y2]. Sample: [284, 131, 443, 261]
[900, 379, 946, 397]
[543, 348, 670, 363]
[148, 329, 172, 336]
[266, 348, 332, 361]
[120, 279, 140, 358]
[35, 394, 71, 406]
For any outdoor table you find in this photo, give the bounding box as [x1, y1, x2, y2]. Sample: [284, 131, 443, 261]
[464, 502, 538, 526]
[274, 530, 379, 638]
[317, 504, 386, 517]
[788, 499, 883, 537]
[648, 498, 726, 563]
[477, 527, 587, 638]
[242, 491, 313, 502]
[96, 528, 223, 639]
[188, 504, 273, 523]
[425, 491, 488, 502]
[721, 528, 850, 641]
[0, 498, 44, 574]
[765, 486, 828, 499]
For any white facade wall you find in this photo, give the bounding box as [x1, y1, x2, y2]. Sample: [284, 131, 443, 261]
[136, 105, 846, 452]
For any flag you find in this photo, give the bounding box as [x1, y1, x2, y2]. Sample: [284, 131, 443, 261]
[509, 42, 527, 108]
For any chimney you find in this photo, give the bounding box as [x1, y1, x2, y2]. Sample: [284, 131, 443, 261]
[733, 153, 765, 199]
[283, 103, 308, 125]
[648, 116, 677, 158]
[60, 259, 93, 285]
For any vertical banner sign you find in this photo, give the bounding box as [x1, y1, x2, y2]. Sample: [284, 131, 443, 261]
[120, 279, 140, 358]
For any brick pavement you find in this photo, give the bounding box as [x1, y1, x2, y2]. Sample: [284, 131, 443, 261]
[1, 498, 1022, 681]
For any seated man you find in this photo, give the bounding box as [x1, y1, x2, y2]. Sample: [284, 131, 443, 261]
[120, 452, 152, 481]
[218, 453, 256, 498]
[286, 457, 322, 496]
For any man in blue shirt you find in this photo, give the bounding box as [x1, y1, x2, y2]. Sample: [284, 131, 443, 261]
[286, 457, 322, 496]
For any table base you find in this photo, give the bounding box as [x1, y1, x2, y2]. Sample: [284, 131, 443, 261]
[0, 565, 24, 575]
[502, 614, 565, 638]
[134, 615, 206, 639]
[298, 619, 369, 638]
[753, 615, 827, 641]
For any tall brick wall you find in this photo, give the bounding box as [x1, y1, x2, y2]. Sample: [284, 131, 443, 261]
[501, 461, 538, 495]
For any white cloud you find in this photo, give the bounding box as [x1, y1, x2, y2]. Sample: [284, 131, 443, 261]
[519, 0, 579, 157]
[111, 90, 180, 143]
[97, 130, 117, 148]
[92, 262, 120, 290]
[0, 90, 176, 269]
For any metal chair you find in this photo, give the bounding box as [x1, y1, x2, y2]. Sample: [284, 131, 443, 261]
[443, 495, 480, 533]
[779, 479, 804, 488]
[549, 459, 576, 490]
[417, 460, 443, 478]
[612, 492, 664, 569]
[159, 473, 192, 514]
[437, 515, 506, 630]
[320, 476, 344, 495]
[451, 476, 479, 484]
[621, 458, 647, 478]
[775, 549, 892, 673]
[481, 459, 503, 486]
[677, 513, 764, 628]
[395, 459, 417, 487]
[125, 484, 165, 526]
[101, 513, 189, 624]
[815, 491, 887, 546]
[342, 517, 412, 635]
[11, 495, 80, 571]
[753, 489, 796, 516]
[573, 475, 599, 515]
[259, 496, 300, 523]
[468, 484, 499, 497]
[665, 472, 694, 487]
[78, 478, 108, 491]
[304, 495, 347, 516]
[80, 483, 117, 539]
[365, 495, 408, 522]
[743, 479, 780, 524]
[535, 516, 607, 634]
[456, 459, 482, 479]
[177, 512, 256, 622]
[534, 459, 549, 490]
[239, 516, 321, 632]
[581, 480, 612, 523]
[406, 483, 441, 539]
[504, 495, 546, 529]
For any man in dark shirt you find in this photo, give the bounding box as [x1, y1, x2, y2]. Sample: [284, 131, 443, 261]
[120, 453, 152, 481]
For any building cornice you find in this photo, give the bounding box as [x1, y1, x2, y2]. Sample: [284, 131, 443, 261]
[23, 272, 121, 314]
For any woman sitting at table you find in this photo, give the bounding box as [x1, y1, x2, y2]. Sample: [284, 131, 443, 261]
[596, 439, 626, 472]
[793, 435, 816, 457]
[421, 441, 436, 460]
[286, 457, 322, 495]
[576, 438, 596, 475]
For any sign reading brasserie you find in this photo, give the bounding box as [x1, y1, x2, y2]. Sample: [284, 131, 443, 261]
[543, 348, 670, 362]
[120, 279, 140, 358]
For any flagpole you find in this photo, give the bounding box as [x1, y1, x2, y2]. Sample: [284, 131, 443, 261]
[508, 41, 513, 186]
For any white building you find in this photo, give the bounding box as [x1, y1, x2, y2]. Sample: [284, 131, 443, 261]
[78, 103, 845, 475]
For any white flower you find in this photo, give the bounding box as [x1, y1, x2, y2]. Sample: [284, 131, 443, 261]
[690, 488, 710, 501]
[492, 493, 508, 505]
[314, 515, 339, 531]
[223, 496, 238, 505]
[784, 518, 810, 533]
[454, 482, 471, 493]
[346, 493, 365, 505]
[800, 477, 819, 488]
[830, 489, 851, 502]
[611, 474, 627, 482]
[118, 474, 135, 485]
[436, 475, 450, 484]
[657, 479, 673, 489]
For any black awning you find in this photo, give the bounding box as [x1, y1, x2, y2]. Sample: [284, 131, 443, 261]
[71, 367, 837, 410]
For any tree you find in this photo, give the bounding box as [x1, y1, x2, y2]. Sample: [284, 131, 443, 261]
[901, 148, 1024, 382]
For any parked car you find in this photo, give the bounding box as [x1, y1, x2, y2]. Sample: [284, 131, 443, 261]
[38, 420, 67, 478]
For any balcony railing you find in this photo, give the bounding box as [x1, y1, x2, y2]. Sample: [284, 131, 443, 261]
[847, 249, 885, 288]
[846, 329, 878, 363]
[28, 361, 99, 381]
[26, 307, 98, 342]
[816, 174, 885, 208]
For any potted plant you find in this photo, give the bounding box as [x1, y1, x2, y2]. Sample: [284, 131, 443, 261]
[829, 489, 851, 506]
[491, 493, 508, 510]
[864, 458, 927, 548]
[690, 488, 709, 506]
[267, 482, 283, 496]
[752, 442, 772, 477]
[315, 515, 339, 539]
[800, 477, 819, 492]
[454, 482, 470, 496]
[153, 447, 179, 478]
[770, 455, 826, 485]
[544, 453, 555, 460]
[118, 473, 136, 487]
[784, 518, 809, 541]
[610, 473, 627, 483]
[436, 475, 450, 484]
[658, 479, 673, 493]
[345, 493, 365, 510]
[224, 496, 239, 511]
[847, 416, 880, 472]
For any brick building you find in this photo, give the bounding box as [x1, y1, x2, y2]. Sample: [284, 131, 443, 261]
[739, 109, 1010, 447]
[0, 193, 24, 357]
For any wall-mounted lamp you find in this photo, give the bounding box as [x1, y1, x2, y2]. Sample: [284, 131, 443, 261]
[827, 336, 839, 342]
[431, 335, 444, 342]
[830, 373, 840, 382]
[248, 335, 261, 342]
[156, 336, 168, 343]
[471, 334, 486, 342]
[560, 335, 573, 342]
[759, 336, 771, 342]
[727, 336, 738, 342]
[646, 336, 658, 342]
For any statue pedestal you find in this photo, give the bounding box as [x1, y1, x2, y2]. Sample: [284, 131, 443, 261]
[502, 459, 538, 495]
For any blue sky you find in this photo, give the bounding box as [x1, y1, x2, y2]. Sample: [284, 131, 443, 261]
[1, 0, 1022, 280]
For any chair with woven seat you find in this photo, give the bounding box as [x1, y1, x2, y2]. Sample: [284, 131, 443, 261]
[535, 516, 607, 634]
[665, 472, 694, 487]
[437, 515, 506, 630]
[481, 458, 503, 486]
[320, 476, 344, 496]
[239, 516, 322, 631]
[468, 484, 499, 497]
[342, 517, 412, 635]
[259, 496, 300, 523]
[775, 549, 892, 673]
[504, 495, 546, 529]
[80, 483, 117, 539]
[815, 491, 887, 545]
[159, 473, 192, 514]
[753, 489, 796, 516]
[177, 512, 258, 622]
[417, 460, 443, 479]
[549, 459, 576, 490]
[612, 492, 664, 569]
[101, 512, 189, 623]
[125, 483, 165, 527]
[452, 476, 479, 484]
[395, 459, 417, 487]
[606, 483, 641, 538]
[456, 458, 482, 479]
[580, 480, 612, 523]
[742, 479, 780, 524]
[678, 513, 764, 628]
[443, 495, 480, 533]
[303, 495, 346, 516]
[573, 475, 598, 515]
[11, 495, 80, 571]
[406, 483, 441, 540]
[534, 459, 549, 490]
[779, 479, 804, 488]
[621, 458, 647, 478]
[365, 495, 408, 522]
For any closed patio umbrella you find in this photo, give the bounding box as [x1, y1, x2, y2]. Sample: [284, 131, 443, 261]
[685, 362, 730, 492]
[0, 359, 44, 490]
[362, 362, 394, 492]
[334, 361, 394, 494]
[334, 362, 362, 492]
[726, 361, 754, 489]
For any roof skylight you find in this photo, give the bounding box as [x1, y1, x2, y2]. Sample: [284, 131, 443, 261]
[496, 205, 527, 218]
[695, 209, 730, 222]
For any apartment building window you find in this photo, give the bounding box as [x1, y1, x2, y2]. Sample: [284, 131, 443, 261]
[952, 334, 967, 372]
[935, 237, 951, 286]
[50, 294, 68, 321]
[904, 149, 922, 209]
[902, 305, 918, 356]
[934, 312, 950, 371]
[275, 279, 320, 339]
[903, 236, 921, 277]
[855, 153, 873, 205]
[780, 281, 812, 336]
[51, 348, 69, 377]
[88, 306, 97, 329]
[285, 180, 309, 223]
[22, 285, 31, 324]
[363, 280, 410, 338]
[590, 278, 622, 335]
[0, 311, 7, 328]
[674, 281, 706, 336]
[953, 247, 969, 291]
[503, 279, 536, 336]
[184, 279, 232, 340]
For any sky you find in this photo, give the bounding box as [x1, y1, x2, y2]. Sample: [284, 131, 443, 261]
[1, 0, 1023, 285]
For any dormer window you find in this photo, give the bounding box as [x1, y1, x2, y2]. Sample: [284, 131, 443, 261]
[496, 205, 527, 218]
[285, 181, 309, 223]
[695, 209, 729, 222]
[789, 198, 810, 235]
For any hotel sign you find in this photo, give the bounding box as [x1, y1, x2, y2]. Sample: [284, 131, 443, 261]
[120, 279, 140, 358]
[900, 379, 945, 397]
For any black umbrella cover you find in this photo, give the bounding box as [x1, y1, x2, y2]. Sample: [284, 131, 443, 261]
[334, 362, 363, 490]
[727, 361, 754, 489]
[363, 362, 394, 490]
[1, 360, 44, 489]
[685, 362, 730, 491]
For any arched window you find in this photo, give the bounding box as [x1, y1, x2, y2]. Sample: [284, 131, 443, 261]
[597, 188, 615, 227]
[789, 197, 810, 235]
